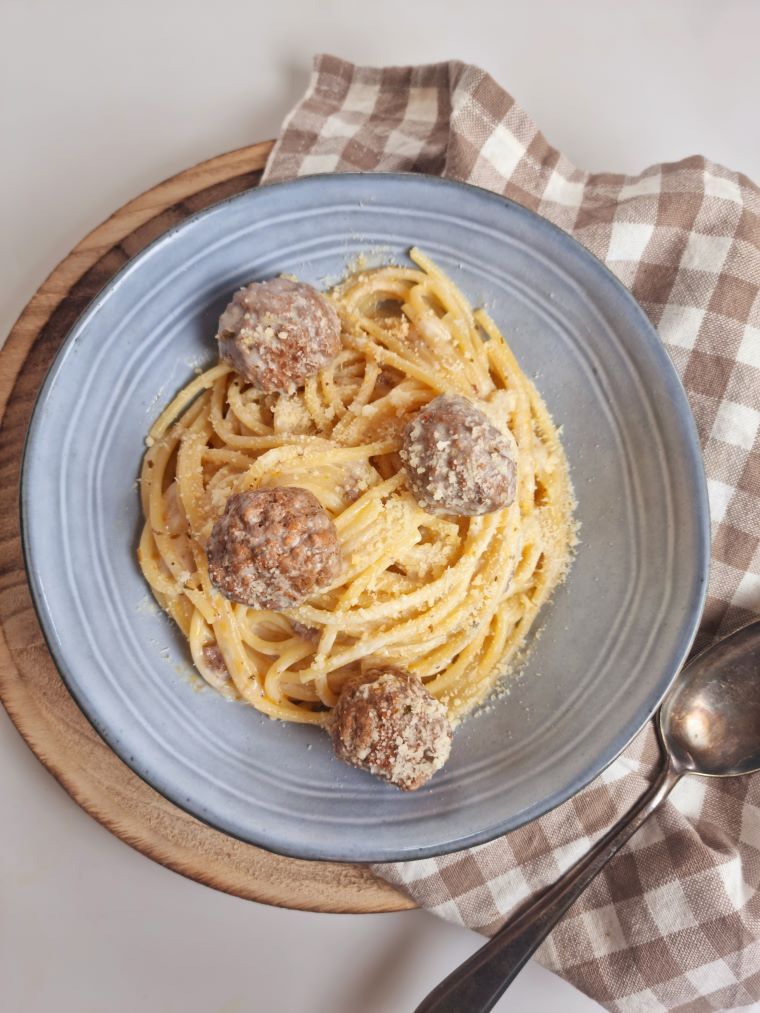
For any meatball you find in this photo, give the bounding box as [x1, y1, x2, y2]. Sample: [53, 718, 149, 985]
[206, 487, 341, 609]
[400, 394, 517, 516]
[331, 667, 453, 790]
[216, 277, 341, 393]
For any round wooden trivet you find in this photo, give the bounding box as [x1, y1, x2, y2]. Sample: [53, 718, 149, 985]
[0, 142, 413, 914]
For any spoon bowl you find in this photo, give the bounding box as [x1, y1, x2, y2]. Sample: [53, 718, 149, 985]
[661, 620, 760, 778]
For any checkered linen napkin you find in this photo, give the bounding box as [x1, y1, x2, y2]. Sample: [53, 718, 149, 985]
[263, 56, 760, 1012]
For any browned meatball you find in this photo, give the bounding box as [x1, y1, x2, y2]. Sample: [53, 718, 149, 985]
[400, 394, 517, 516]
[206, 487, 341, 609]
[216, 277, 341, 393]
[331, 667, 453, 790]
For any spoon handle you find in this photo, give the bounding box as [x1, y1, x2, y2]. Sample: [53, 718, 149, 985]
[414, 760, 682, 1013]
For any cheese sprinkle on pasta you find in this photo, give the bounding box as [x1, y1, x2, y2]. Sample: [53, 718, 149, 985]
[138, 249, 576, 726]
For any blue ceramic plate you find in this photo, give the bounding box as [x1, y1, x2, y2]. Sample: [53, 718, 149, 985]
[22, 174, 709, 862]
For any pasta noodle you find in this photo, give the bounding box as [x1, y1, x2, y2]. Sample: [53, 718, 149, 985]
[138, 249, 576, 726]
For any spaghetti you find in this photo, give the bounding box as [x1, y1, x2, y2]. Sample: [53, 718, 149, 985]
[138, 249, 576, 727]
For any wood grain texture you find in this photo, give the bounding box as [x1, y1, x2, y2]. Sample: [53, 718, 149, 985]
[0, 141, 414, 914]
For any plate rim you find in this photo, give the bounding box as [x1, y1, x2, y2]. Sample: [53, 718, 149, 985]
[20, 171, 711, 862]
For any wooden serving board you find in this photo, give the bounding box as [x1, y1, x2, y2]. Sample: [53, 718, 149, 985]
[0, 141, 413, 914]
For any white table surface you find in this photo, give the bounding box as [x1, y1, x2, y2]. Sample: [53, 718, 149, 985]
[3, 2, 759, 1011]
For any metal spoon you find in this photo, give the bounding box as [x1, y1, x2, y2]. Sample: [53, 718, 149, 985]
[415, 620, 760, 1013]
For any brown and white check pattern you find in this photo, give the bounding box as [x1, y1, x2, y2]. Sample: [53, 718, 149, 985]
[264, 56, 760, 1012]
